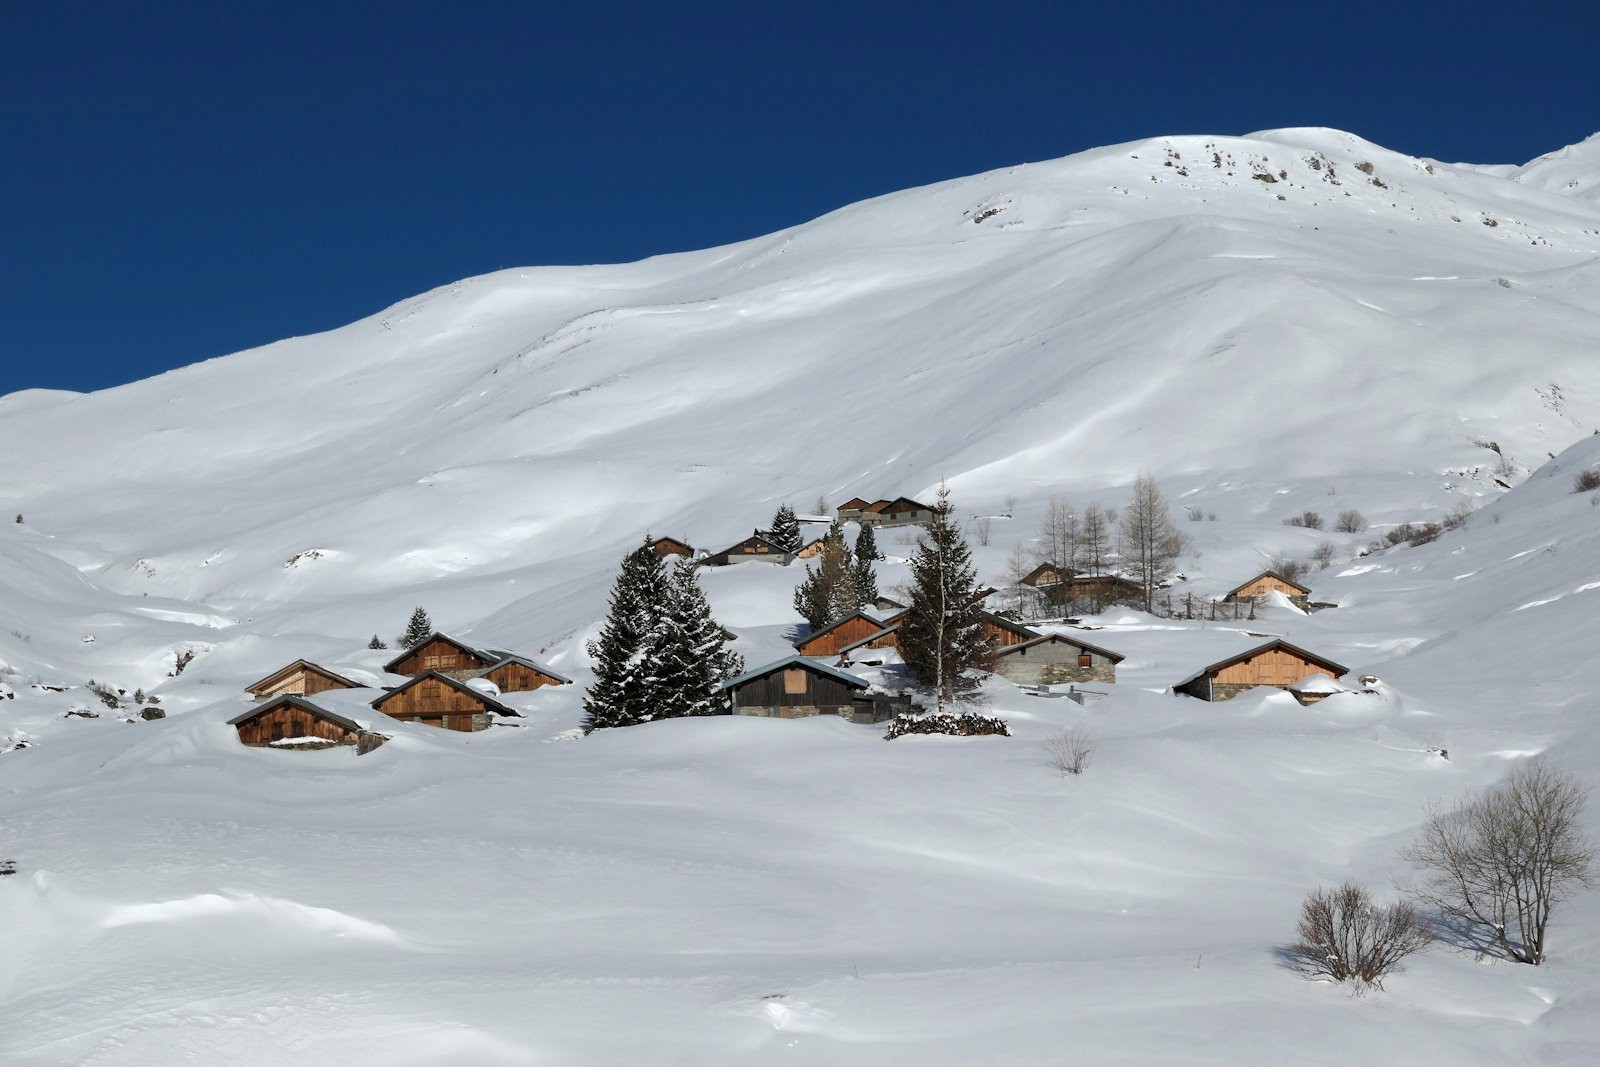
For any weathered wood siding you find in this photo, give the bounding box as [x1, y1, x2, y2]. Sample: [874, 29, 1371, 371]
[373, 677, 494, 731]
[483, 661, 563, 692]
[235, 705, 356, 746]
[797, 616, 886, 657]
[387, 637, 490, 677]
[984, 619, 1033, 648]
[1212, 647, 1332, 687]
[249, 664, 357, 700]
[730, 669, 863, 717]
[650, 539, 692, 559]
[1231, 575, 1305, 600]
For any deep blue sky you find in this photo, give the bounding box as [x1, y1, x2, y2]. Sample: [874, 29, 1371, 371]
[4, 2, 1597, 394]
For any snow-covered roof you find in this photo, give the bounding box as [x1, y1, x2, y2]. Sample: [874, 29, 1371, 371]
[990, 631, 1125, 664]
[475, 654, 573, 685]
[373, 671, 519, 716]
[227, 694, 364, 733]
[721, 654, 869, 691]
[1171, 639, 1349, 690]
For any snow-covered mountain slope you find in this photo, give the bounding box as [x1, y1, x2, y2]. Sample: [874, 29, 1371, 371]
[4, 127, 1600, 1064]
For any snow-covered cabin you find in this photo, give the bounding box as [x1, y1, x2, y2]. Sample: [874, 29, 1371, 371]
[981, 610, 1037, 649]
[1020, 563, 1073, 588]
[371, 671, 518, 731]
[857, 497, 935, 528]
[228, 694, 384, 752]
[723, 655, 896, 724]
[701, 532, 794, 566]
[1042, 574, 1143, 607]
[475, 655, 570, 693]
[243, 660, 364, 701]
[987, 633, 1123, 685]
[384, 633, 504, 679]
[794, 611, 896, 657]
[796, 536, 827, 559]
[1223, 571, 1311, 611]
[646, 536, 694, 560]
[1171, 639, 1349, 702]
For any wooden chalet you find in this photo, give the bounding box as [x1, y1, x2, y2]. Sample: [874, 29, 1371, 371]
[1223, 571, 1312, 611]
[837, 625, 902, 664]
[475, 655, 570, 693]
[701, 532, 794, 566]
[796, 536, 827, 559]
[1043, 574, 1143, 607]
[723, 655, 897, 724]
[1020, 563, 1074, 588]
[228, 695, 384, 753]
[835, 497, 874, 519]
[1172, 639, 1349, 703]
[858, 497, 935, 528]
[371, 671, 518, 731]
[244, 660, 364, 701]
[383, 633, 502, 680]
[795, 611, 897, 657]
[647, 536, 695, 560]
[987, 633, 1123, 685]
[981, 610, 1037, 649]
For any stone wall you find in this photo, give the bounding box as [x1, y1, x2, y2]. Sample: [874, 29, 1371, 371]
[992, 645, 1117, 686]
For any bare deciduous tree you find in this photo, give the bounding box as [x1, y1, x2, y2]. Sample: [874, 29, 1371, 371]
[1003, 542, 1039, 619]
[1287, 881, 1433, 988]
[1079, 503, 1110, 578]
[1310, 541, 1338, 570]
[1402, 761, 1597, 965]
[1117, 474, 1188, 612]
[1335, 509, 1368, 533]
[1042, 725, 1095, 776]
[971, 514, 993, 546]
[1036, 496, 1079, 572]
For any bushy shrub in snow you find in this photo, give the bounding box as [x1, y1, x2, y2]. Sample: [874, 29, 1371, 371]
[1334, 509, 1367, 533]
[883, 712, 1010, 740]
[1287, 881, 1432, 989]
[1041, 725, 1094, 775]
[1573, 467, 1600, 493]
[1283, 510, 1325, 529]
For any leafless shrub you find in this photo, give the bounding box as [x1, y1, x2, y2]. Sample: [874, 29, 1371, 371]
[1265, 553, 1311, 584]
[1573, 467, 1600, 494]
[971, 514, 993, 546]
[1334, 509, 1368, 533]
[1405, 522, 1441, 547]
[1042, 725, 1095, 776]
[1283, 511, 1325, 529]
[1440, 499, 1474, 532]
[1402, 761, 1597, 965]
[1287, 881, 1433, 988]
[1309, 541, 1338, 569]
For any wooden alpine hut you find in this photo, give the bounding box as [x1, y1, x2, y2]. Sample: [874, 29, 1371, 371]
[1223, 571, 1312, 611]
[647, 536, 695, 560]
[723, 655, 897, 724]
[1172, 639, 1349, 702]
[228, 695, 379, 751]
[794, 611, 898, 657]
[701, 532, 794, 567]
[244, 660, 365, 701]
[987, 633, 1123, 685]
[475, 655, 571, 693]
[371, 671, 518, 731]
[384, 633, 502, 680]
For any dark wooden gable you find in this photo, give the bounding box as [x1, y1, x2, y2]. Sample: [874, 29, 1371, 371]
[383, 634, 495, 676]
[371, 671, 512, 731]
[794, 612, 889, 656]
[230, 696, 362, 747]
[244, 660, 363, 700]
[481, 658, 568, 693]
[727, 659, 868, 711]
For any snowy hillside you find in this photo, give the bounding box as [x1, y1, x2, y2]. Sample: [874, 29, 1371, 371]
[4, 127, 1600, 1064]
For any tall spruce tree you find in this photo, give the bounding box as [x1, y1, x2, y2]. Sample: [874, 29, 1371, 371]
[851, 525, 880, 603]
[767, 503, 803, 554]
[853, 522, 881, 562]
[792, 523, 859, 631]
[397, 607, 433, 650]
[898, 484, 993, 711]
[583, 540, 670, 730]
[656, 561, 744, 716]
[367, 634, 388, 650]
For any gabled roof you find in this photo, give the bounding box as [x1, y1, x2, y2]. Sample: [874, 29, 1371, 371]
[1226, 570, 1312, 597]
[382, 633, 494, 673]
[648, 535, 694, 553]
[980, 610, 1037, 640]
[476, 655, 572, 685]
[722, 654, 869, 691]
[793, 610, 886, 651]
[1020, 563, 1070, 587]
[838, 497, 873, 511]
[228, 694, 363, 732]
[714, 532, 789, 556]
[990, 632, 1125, 664]
[880, 496, 933, 512]
[243, 659, 364, 694]
[372, 670, 519, 716]
[837, 624, 902, 656]
[1172, 639, 1349, 690]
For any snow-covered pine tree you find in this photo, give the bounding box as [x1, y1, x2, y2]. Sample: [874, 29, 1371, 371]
[583, 540, 670, 730]
[397, 606, 433, 650]
[852, 524, 880, 603]
[367, 634, 388, 650]
[656, 561, 744, 716]
[767, 503, 803, 554]
[898, 484, 993, 712]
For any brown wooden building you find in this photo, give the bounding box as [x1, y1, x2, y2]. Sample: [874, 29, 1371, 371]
[723, 655, 895, 723]
[229, 695, 364, 749]
[1172, 639, 1349, 702]
[796, 537, 827, 559]
[476, 656, 571, 693]
[794, 611, 897, 657]
[371, 671, 518, 731]
[1020, 563, 1075, 588]
[859, 497, 935, 528]
[1042, 574, 1143, 608]
[982, 611, 1037, 649]
[384, 633, 501, 679]
[988, 633, 1123, 685]
[701, 532, 794, 566]
[647, 536, 694, 560]
[244, 660, 364, 701]
[1223, 571, 1312, 611]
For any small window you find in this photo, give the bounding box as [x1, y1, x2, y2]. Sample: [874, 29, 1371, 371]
[1078, 653, 1092, 668]
[783, 668, 808, 695]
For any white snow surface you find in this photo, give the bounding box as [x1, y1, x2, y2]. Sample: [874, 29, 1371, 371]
[4, 127, 1600, 1063]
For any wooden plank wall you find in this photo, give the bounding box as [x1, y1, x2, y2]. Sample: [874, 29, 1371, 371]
[733, 670, 861, 709]
[374, 677, 493, 731]
[484, 662, 562, 692]
[799, 616, 881, 656]
[1213, 648, 1329, 686]
[1236, 575, 1301, 598]
[389, 638, 486, 676]
[236, 706, 355, 746]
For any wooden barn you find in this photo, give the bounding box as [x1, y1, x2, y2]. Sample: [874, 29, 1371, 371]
[476, 655, 570, 693]
[1020, 563, 1073, 588]
[981, 611, 1037, 649]
[858, 497, 935, 528]
[1172, 639, 1349, 702]
[647, 536, 695, 560]
[835, 497, 874, 520]
[383, 633, 502, 679]
[371, 671, 518, 731]
[796, 536, 827, 559]
[988, 633, 1123, 685]
[723, 655, 896, 724]
[244, 660, 364, 701]
[837, 625, 902, 664]
[1224, 571, 1312, 611]
[794, 611, 897, 657]
[1043, 574, 1143, 608]
[701, 532, 793, 566]
[228, 695, 378, 751]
